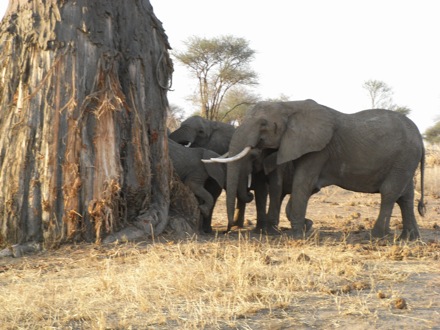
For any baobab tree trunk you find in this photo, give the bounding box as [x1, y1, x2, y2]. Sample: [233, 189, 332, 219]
[0, 0, 198, 248]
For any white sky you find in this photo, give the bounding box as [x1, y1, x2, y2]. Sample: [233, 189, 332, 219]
[1, 1, 439, 133]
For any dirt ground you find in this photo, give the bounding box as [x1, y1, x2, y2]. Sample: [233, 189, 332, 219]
[209, 187, 440, 329]
[0, 186, 439, 329]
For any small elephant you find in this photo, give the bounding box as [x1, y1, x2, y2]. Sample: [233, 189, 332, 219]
[170, 116, 254, 228]
[168, 139, 225, 233]
[169, 115, 235, 155]
[210, 100, 425, 240]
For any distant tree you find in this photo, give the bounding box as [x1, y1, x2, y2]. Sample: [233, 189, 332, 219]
[362, 79, 393, 109]
[389, 105, 412, 116]
[263, 94, 292, 103]
[167, 104, 186, 131]
[424, 121, 440, 144]
[362, 80, 411, 116]
[174, 35, 258, 121]
[218, 87, 260, 125]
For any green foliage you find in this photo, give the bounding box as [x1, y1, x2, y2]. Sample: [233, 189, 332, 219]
[424, 121, 440, 145]
[390, 105, 411, 116]
[218, 87, 260, 125]
[173, 35, 258, 121]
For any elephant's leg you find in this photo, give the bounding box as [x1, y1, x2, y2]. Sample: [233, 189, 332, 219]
[371, 175, 412, 238]
[253, 172, 268, 231]
[285, 194, 313, 235]
[286, 179, 315, 236]
[371, 197, 394, 238]
[266, 171, 283, 234]
[396, 182, 420, 240]
[202, 180, 222, 233]
[371, 180, 403, 238]
[286, 155, 326, 236]
[186, 180, 214, 218]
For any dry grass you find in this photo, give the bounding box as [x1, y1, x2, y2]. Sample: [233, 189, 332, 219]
[1, 166, 440, 329]
[1, 233, 439, 329]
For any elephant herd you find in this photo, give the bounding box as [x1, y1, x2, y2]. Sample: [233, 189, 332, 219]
[168, 99, 426, 241]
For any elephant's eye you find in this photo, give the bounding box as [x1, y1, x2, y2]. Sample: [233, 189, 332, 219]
[259, 118, 269, 129]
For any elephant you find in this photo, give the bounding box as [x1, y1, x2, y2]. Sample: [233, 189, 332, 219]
[208, 99, 425, 240]
[169, 115, 235, 155]
[170, 116, 256, 229]
[230, 149, 295, 234]
[168, 139, 225, 233]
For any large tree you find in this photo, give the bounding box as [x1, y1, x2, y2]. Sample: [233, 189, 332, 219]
[0, 0, 197, 248]
[174, 35, 258, 121]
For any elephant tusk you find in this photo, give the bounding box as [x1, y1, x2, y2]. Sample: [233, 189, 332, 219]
[202, 146, 252, 163]
[201, 152, 228, 163]
[184, 142, 192, 147]
[248, 174, 252, 188]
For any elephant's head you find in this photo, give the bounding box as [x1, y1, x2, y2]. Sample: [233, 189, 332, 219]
[169, 115, 235, 155]
[207, 99, 336, 228]
[169, 116, 211, 148]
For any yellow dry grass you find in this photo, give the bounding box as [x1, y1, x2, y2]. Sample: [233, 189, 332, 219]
[1, 235, 439, 328]
[1, 165, 440, 329]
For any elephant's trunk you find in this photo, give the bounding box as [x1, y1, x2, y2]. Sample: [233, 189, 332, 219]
[225, 121, 260, 230]
[226, 161, 240, 230]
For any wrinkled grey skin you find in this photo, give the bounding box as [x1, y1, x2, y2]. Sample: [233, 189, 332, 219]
[169, 115, 235, 155]
[170, 116, 256, 228]
[226, 99, 425, 240]
[168, 139, 225, 233]
[230, 150, 304, 234]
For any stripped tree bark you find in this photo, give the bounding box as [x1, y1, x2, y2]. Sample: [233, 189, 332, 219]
[0, 0, 198, 248]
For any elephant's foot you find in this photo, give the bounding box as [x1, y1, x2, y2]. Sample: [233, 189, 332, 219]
[253, 224, 281, 236]
[201, 226, 213, 234]
[265, 225, 282, 236]
[371, 226, 391, 239]
[232, 220, 245, 228]
[398, 227, 420, 241]
[287, 219, 313, 238]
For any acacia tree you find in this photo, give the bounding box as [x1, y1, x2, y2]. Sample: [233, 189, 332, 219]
[425, 121, 440, 144]
[362, 79, 393, 109]
[218, 87, 260, 125]
[362, 79, 411, 115]
[0, 0, 198, 248]
[174, 35, 258, 121]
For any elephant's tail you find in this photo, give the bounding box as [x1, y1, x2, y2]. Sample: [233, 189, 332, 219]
[417, 147, 426, 217]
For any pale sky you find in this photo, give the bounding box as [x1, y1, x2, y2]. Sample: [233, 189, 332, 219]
[1, 1, 439, 133]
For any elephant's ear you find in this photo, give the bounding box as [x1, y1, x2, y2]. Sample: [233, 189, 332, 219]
[277, 107, 334, 165]
[203, 150, 226, 188]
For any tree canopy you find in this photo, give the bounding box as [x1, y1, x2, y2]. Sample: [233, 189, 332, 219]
[362, 80, 393, 109]
[174, 35, 258, 121]
[362, 79, 411, 115]
[424, 121, 440, 145]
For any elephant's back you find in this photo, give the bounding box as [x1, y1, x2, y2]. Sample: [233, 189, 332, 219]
[347, 109, 423, 148]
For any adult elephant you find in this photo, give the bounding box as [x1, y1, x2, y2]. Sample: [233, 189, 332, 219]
[208, 100, 425, 240]
[168, 139, 225, 233]
[227, 149, 295, 233]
